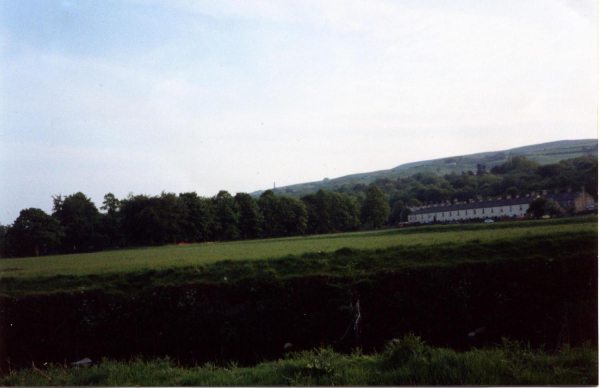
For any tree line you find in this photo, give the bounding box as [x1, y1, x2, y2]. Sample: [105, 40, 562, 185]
[0, 186, 390, 258]
[0, 155, 596, 258]
[332, 155, 597, 224]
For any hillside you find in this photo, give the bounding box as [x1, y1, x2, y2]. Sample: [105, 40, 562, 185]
[252, 139, 597, 197]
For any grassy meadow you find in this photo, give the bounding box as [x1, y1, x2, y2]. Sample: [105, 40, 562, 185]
[0, 217, 596, 297]
[1, 217, 596, 279]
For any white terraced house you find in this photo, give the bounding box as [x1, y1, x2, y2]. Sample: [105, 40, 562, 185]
[407, 187, 594, 224]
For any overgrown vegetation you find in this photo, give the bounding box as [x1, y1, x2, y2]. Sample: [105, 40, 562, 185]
[2, 335, 596, 386]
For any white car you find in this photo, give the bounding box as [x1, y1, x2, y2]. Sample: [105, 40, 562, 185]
[484, 219, 494, 223]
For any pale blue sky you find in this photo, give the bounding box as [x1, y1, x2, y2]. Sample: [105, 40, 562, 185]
[0, 0, 597, 224]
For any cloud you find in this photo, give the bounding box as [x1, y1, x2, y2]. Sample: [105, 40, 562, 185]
[0, 0, 596, 224]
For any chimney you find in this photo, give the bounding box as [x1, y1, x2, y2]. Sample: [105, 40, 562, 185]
[567, 186, 572, 193]
[542, 189, 547, 196]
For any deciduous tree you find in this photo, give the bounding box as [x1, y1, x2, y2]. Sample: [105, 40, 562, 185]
[360, 186, 390, 229]
[4, 208, 64, 257]
[234, 193, 263, 239]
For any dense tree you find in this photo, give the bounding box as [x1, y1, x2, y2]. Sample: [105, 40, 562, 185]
[212, 191, 241, 241]
[119, 194, 157, 245]
[0, 224, 7, 257]
[179, 192, 215, 242]
[302, 190, 359, 234]
[302, 190, 333, 234]
[4, 208, 64, 257]
[157, 192, 185, 244]
[400, 207, 413, 222]
[279, 196, 308, 236]
[527, 197, 564, 219]
[331, 193, 360, 232]
[388, 200, 405, 225]
[258, 190, 308, 237]
[526, 198, 548, 219]
[100, 193, 120, 215]
[99, 193, 123, 247]
[360, 186, 390, 229]
[544, 199, 564, 217]
[234, 193, 263, 239]
[258, 190, 285, 238]
[52, 192, 105, 252]
[120, 193, 184, 246]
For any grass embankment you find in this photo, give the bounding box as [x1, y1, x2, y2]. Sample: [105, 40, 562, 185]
[2, 335, 596, 386]
[0, 217, 596, 297]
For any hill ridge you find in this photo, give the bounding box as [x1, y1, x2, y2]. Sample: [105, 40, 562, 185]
[251, 139, 597, 197]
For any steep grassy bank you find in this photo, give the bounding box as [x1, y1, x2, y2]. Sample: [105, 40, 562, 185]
[2, 335, 596, 386]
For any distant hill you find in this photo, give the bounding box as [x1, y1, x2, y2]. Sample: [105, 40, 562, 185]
[251, 139, 598, 198]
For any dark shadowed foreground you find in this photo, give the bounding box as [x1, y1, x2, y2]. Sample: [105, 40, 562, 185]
[0, 219, 597, 385]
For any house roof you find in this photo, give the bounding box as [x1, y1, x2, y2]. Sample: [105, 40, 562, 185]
[411, 191, 583, 215]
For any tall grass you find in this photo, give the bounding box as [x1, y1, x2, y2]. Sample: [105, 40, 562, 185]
[2, 335, 596, 386]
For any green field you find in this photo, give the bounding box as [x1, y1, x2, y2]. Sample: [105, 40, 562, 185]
[0, 217, 596, 279]
[0, 217, 596, 297]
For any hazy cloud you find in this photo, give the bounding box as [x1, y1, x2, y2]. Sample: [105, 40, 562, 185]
[0, 0, 596, 224]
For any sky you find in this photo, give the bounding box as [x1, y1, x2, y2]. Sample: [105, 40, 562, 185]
[0, 0, 597, 224]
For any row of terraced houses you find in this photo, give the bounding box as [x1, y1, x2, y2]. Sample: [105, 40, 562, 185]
[407, 187, 594, 224]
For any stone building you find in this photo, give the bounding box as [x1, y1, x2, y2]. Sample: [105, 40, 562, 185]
[407, 188, 594, 224]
